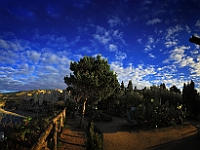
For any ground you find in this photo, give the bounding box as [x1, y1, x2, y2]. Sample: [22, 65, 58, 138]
[58, 113, 200, 150]
[58, 116, 86, 150]
[3, 109, 200, 150]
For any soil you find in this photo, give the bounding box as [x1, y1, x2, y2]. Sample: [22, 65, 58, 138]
[58, 116, 86, 150]
[58, 113, 200, 150]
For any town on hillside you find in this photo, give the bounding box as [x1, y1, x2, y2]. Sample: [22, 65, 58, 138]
[0, 89, 72, 112]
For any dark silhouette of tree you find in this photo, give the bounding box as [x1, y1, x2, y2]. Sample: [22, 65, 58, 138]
[127, 80, 133, 94]
[120, 81, 125, 94]
[182, 80, 200, 116]
[170, 85, 181, 94]
[160, 83, 166, 90]
[64, 55, 119, 126]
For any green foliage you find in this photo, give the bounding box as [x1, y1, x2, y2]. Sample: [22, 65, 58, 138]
[142, 85, 182, 106]
[183, 80, 200, 116]
[170, 85, 181, 94]
[2, 113, 55, 149]
[87, 121, 103, 150]
[123, 91, 143, 106]
[54, 100, 66, 110]
[144, 100, 183, 128]
[127, 80, 133, 94]
[64, 55, 119, 102]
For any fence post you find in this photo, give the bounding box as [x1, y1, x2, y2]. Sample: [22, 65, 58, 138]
[30, 107, 67, 150]
[53, 122, 58, 150]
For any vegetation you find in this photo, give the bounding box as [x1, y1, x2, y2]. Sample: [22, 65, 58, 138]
[64, 55, 119, 126]
[0, 105, 64, 149]
[87, 121, 103, 150]
[63, 55, 200, 128]
[183, 80, 200, 118]
[2, 55, 200, 149]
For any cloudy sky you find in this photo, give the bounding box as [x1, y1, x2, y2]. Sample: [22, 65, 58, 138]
[1, 0, 200, 93]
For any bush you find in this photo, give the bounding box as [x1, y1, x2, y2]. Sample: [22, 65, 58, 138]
[87, 121, 103, 150]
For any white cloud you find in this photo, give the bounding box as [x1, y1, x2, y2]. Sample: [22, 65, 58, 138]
[108, 16, 123, 27]
[163, 46, 200, 85]
[93, 34, 111, 45]
[0, 38, 27, 51]
[137, 38, 142, 44]
[146, 18, 162, 25]
[115, 51, 127, 61]
[93, 26, 124, 48]
[148, 53, 156, 59]
[164, 46, 190, 66]
[27, 50, 41, 63]
[109, 44, 118, 51]
[195, 20, 200, 27]
[185, 25, 191, 34]
[110, 62, 156, 89]
[190, 55, 200, 76]
[164, 40, 178, 48]
[166, 25, 183, 39]
[144, 36, 155, 52]
[44, 65, 58, 72]
[0, 39, 10, 50]
[0, 38, 73, 92]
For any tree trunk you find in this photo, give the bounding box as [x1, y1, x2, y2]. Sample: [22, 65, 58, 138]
[79, 99, 87, 127]
[71, 103, 76, 118]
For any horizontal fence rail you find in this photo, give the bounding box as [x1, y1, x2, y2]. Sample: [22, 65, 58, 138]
[31, 107, 66, 150]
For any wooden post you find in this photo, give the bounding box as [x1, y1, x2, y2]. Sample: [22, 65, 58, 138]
[30, 107, 67, 150]
[53, 123, 58, 150]
[30, 123, 53, 150]
[60, 115, 63, 130]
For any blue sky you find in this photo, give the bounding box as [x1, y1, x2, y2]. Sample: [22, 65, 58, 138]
[1, 0, 200, 93]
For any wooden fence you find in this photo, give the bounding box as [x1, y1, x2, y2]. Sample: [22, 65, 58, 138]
[31, 107, 66, 150]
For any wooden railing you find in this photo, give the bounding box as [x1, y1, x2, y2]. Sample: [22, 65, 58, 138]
[31, 107, 66, 150]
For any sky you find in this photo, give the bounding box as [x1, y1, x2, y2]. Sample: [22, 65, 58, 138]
[1, 0, 200, 93]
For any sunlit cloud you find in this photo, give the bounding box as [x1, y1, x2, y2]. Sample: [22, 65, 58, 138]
[110, 62, 157, 89]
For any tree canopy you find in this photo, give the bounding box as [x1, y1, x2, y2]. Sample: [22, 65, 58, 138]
[64, 55, 119, 102]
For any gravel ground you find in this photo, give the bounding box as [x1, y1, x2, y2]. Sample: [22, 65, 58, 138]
[94, 116, 200, 150]
[57, 113, 200, 150]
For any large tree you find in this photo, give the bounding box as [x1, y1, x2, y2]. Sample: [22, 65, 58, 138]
[183, 80, 199, 116]
[64, 55, 119, 126]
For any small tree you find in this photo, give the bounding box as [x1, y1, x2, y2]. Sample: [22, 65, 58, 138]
[64, 55, 119, 126]
[127, 80, 133, 94]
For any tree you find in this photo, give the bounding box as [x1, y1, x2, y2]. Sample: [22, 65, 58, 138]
[124, 91, 143, 106]
[160, 83, 166, 90]
[170, 85, 181, 94]
[64, 55, 119, 126]
[182, 80, 199, 116]
[120, 81, 125, 94]
[127, 80, 133, 94]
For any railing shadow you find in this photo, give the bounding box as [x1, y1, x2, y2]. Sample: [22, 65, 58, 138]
[58, 137, 85, 148]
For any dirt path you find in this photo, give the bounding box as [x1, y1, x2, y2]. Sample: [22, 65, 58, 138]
[58, 115, 86, 150]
